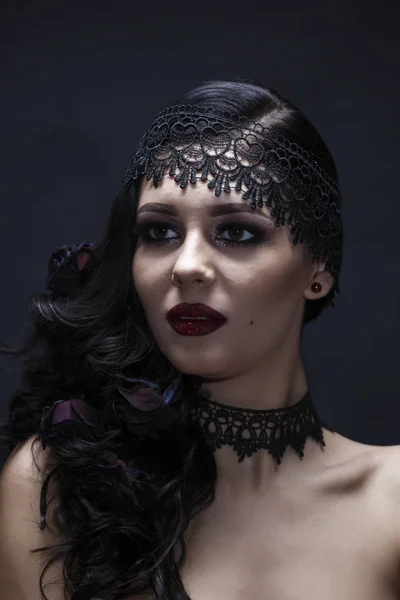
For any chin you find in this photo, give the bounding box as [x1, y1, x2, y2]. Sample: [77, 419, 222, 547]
[155, 335, 231, 373]
[166, 354, 227, 379]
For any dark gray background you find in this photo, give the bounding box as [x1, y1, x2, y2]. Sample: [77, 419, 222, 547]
[1, 0, 399, 447]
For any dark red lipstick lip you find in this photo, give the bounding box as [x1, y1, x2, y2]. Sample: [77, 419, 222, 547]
[167, 303, 227, 320]
[167, 318, 226, 336]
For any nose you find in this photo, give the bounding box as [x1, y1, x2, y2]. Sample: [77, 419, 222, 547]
[171, 234, 215, 288]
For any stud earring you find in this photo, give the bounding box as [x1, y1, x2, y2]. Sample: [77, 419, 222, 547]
[311, 282, 322, 293]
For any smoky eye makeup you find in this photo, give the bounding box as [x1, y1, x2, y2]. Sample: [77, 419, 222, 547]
[133, 215, 274, 248]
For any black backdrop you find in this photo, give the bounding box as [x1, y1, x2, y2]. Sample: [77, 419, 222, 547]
[1, 0, 399, 464]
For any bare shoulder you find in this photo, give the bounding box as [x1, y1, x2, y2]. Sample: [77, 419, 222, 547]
[372, 444, 400, 577]
[376, 444, 400, 514]
[350, 439, 400, 495]
[0, 434, 55, 509]
[0, 434, 50, 514]
[361, 443, 400, 553]
[374, 443, 400, 493]
[323, 431, 400, 505]
[1, 434, 46, 479]
[0, 435, 67, 599]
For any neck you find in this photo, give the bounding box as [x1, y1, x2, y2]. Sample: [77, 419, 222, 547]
[198, 340, 308, 411]
[192, 353, 332, 493]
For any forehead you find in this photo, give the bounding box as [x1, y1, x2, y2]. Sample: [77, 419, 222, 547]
[137, 175, 273, 220]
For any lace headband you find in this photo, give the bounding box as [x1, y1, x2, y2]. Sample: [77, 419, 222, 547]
[122, 104, 343, 289]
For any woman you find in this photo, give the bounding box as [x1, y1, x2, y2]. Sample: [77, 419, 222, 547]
[1, 78, 399, 600]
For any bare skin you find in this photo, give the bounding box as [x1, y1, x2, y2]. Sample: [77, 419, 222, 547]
[127, 435, 400, 600]
[176, 434, 400, 600]
[131, 176, 400, 598]
[3, 430, 400, 600]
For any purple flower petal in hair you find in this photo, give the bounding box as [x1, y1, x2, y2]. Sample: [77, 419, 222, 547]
[46, 241, 94, 297]
[113, 374, 182, 441]
[39, 399, 153, 506]
[91, 452, 153, 510]
[99, 452, 152, 484]
[39, 398, 102, 446]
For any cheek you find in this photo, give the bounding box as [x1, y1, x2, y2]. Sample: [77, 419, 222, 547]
[231, 256, 304, 301]
[231, 265, 307, 332]
[132, 253, 149, 304]
[132, 251, 167, 308]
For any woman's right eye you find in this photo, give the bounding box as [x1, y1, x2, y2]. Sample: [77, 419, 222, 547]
[147, 225, 177, 242]
[134, 222, 179, 244]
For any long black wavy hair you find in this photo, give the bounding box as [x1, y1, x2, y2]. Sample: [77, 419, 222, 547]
[0, 78, 341, 599]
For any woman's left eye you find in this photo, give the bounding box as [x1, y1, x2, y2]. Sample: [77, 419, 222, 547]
[216, 226, 257, 245]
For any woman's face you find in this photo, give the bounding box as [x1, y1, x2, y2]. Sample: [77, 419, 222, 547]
[132, 176, 327, 379]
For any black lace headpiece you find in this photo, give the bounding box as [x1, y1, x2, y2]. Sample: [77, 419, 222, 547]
[123, 104, 343, 301]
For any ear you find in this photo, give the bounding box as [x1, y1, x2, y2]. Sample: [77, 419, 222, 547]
[303, 263, 335, 301]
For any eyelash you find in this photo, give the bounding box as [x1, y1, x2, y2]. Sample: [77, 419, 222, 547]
[133, 219, 267, 248]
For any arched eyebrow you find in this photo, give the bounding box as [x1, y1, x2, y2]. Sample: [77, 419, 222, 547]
[136, 202, 273, 221]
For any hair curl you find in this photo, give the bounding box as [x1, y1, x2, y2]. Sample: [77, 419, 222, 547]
[0, 78, 341, 599]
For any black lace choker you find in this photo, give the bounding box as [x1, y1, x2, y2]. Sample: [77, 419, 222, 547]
[190, 391, 335, 464]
